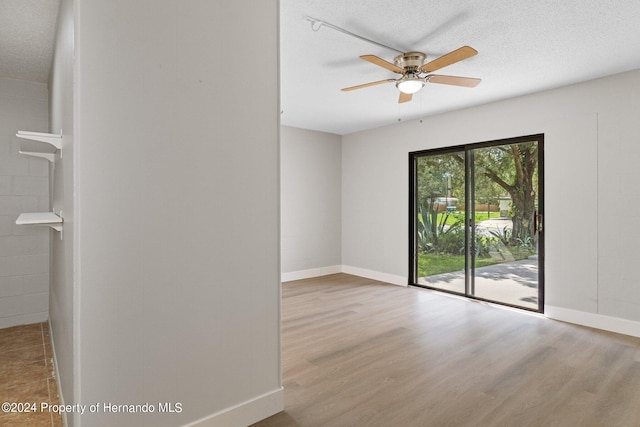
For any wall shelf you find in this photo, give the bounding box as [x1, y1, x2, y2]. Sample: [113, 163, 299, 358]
[14, 132, 64, 237]
[16, 212, 64, 232]
[16, 131, 62, 161]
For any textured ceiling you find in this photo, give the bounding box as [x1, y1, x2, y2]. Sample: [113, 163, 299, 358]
[2, 1, 640, 133]
[0, 0, 59, 84]
[281, 0, 640, 135]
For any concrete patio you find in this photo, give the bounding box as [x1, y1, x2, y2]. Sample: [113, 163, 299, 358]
[417, 257, 539, 310]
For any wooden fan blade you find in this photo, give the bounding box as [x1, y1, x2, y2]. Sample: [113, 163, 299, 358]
[341, 79, 395, 92]
[398, 92, 413, 103]
[421, 46, 477, 72]
[360, 55, 404, 73]
[428, 75, 481, 87]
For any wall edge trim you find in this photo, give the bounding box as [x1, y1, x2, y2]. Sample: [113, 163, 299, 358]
[181, 387, 284, 427]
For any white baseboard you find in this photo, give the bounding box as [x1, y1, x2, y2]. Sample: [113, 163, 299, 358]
[545, 305, 640, 338]
[0, 312, 48, 329]
[341, 265, 407, 287]
[282, 265, 407, 287]
[281, 265, 342, 282]
[182, 387, 284, 427]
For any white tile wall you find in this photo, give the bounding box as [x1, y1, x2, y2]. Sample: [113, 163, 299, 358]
[0, 77, 50, 328]
[0, 176, 10, 194]
[0, 216, 11, 236]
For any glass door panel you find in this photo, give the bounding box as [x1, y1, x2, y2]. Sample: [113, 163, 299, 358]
[415, 151, 467, 295]
[471, 141, 540, 309]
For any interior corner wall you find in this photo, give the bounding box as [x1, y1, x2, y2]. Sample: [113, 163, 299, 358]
[48, 0, 75, 419]
[70, 1, 281, 426]
[341, 68, 640, 331]
[0, 77, 50, 329]
[281, 126, 341, 279]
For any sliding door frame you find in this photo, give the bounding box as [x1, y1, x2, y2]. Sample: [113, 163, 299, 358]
[409, 134, 545, 312]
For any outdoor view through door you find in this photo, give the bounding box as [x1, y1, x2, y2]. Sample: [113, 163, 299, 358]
[409, 135, 544, 312]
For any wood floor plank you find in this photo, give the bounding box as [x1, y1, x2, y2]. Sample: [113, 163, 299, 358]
[252, 274, 640, 427]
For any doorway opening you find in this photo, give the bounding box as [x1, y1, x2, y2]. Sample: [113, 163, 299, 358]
[409, 134, 544, 312]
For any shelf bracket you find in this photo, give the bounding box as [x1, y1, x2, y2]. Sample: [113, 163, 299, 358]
[16, 131, 62, 159]
[18, 150, 56, 163]
[16, 131, 62, 149]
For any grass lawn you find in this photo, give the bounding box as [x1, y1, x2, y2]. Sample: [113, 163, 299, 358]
[418, 253, 501, 276]
[418, 247, 534, 277]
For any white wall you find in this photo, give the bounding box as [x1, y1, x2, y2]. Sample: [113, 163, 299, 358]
[281, 126, 341, 279]
[0, 77, 50, 329]
[342, 69, 640, 333]
[49, 1, 282, 426]
[49, 0, 75, 415]
[596, 71, 640, 322]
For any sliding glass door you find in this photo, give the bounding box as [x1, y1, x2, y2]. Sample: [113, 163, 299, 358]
[409, 135, 544, 312]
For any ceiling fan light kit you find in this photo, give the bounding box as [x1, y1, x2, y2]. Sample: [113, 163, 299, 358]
[396, 77, 425, 94]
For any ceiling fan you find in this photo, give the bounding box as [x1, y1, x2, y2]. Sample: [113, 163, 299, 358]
[303, 17, 481, 103]
[342, 46, 481, 103]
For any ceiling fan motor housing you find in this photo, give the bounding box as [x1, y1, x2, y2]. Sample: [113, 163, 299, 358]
[394, 52, 427, 72]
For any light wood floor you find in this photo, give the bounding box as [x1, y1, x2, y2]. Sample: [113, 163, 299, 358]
[253, 274, 640, 427]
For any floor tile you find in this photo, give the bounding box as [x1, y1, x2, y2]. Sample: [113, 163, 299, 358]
[0, 410, 54, 427]
[0, 359, 49, 388]
[0, 377, 49, 403]
[0, 323, 42, 351]
[0, 322, 62, 427]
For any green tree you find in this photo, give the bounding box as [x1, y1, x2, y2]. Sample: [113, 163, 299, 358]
[474, 141, 538, 244]
[416, 153, 465, 208]
[416, 153, 465, 254]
